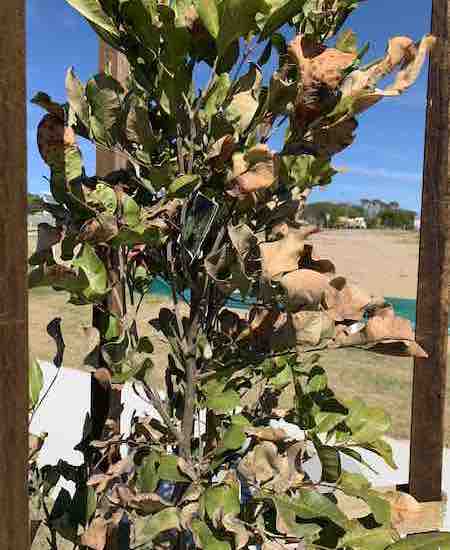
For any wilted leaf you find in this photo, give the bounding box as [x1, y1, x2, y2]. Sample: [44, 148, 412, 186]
[260, 225, 317, 282]
[229, 145, 278, 196]
[280, 269, 330, 311]
[341, 35, 436, 113]
[29, 223, 63, 265]
[290, 310, 334, 345]
[37, 114, 77, 165]
[47, 317, 65, 368]
[81, 517, 108, 550]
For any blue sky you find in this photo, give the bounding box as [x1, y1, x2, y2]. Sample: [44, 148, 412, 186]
[27, 0, 431, 212]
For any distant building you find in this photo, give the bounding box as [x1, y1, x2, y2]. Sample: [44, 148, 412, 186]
[414, 216, 421, 231]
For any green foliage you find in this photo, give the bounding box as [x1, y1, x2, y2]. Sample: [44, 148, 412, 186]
[29, 1, 443, 549]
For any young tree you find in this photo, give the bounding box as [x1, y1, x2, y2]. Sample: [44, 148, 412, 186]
[29, 1, 450, 548]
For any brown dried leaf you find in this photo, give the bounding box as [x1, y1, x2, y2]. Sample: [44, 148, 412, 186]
[382, 491, 422, 529]
[245, 426, 289, 442]
[222, 515, 250, 549]
[290, 310, 335, 346]
[79, 215, 119, 244]
[325, 278, 374, 321]
[29, 223, 64, 264]
[289, 35, 357, 89]
[341, 35, 436, 113]
[37, 114, 77, 164]
[280, 269, 330, 311]
[80, 517, 108, 550]
[229, 145, 279, 196]
[260, 226, 317, 282]
[238, 441, 304, 492]
[208, 135, 236, 169]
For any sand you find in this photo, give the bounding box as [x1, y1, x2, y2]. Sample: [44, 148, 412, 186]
[309, 229, 419, 299]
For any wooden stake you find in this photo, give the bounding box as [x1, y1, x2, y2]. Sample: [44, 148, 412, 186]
[409, 0, 450, 502]
[92, 41, 130, 549]
[0, 2, 29, 548]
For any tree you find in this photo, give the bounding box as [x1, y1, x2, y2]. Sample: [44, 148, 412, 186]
[28, 1, 449, 549]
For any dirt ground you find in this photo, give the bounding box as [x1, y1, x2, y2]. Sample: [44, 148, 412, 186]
[309, 229, 420, 299]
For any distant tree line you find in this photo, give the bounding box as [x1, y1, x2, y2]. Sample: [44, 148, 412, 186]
[304, 199, 416, 229]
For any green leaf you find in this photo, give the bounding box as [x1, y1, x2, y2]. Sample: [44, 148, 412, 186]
[317, 445, 341, 483]
[338, 471, 391, 525]
[88, 183, 117, 213]
[142, 507, 180, 538]
[387, 532, 450, 549]
[29, 359, 44, 410]
[136, 452, 159, 493]
[65, 0, 119, 36]
[191, 519, 231, 550]
[122, 195, 141, 227]
[86, 74, 123, 146]
[205, 484, 240, 519]
[312, 411, 346, 434]
[336, 29, 358, 53]
[73, 243, 108, 296]
[217, 0, 271, 56]
[206, 389, 241, 414]
[291, 489, 350, 529]
[66, 67, 90, 128]
[339, 526, 397, 550]
[214, 423, 246, 458]
[167, 174, 200, 196]
[120, 0, 159, 50]
[272, 497, 321, 539]
[195, 0, 220, 38]
[344, 398, 391, 445]
[260, 0, 306, 39]
[203, 73, 231, 119]
[361, 438, 397, 470]
[158, 455, 190, 482]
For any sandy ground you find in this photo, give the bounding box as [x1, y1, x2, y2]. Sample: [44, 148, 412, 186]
[309, 229, 419, 299]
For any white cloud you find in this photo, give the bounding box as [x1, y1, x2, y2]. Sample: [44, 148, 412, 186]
[339, 165, 422, 183]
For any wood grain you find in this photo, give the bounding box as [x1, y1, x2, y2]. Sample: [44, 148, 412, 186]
[409, 0, 450, 502]
[0, 1, 29, 548]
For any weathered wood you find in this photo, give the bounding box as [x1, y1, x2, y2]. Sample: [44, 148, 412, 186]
[409, 0, 450, 502]
[96, 41, 129, 178]
[93, 42, 130, 549]
[0, 2, 29, 549]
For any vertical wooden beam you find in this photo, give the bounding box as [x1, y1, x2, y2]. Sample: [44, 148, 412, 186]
[409, 0, 450, 502]
[97, 41, 129, 177]
[0, 2, 29, 549]
[92, 42, 130, 549]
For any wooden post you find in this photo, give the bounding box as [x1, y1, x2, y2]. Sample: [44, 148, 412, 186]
[91, 40, 129, 447]
[0, 2, 29, 549]
[92, 41, 130, 548]
[409, 0, 450, 502]
[97, 41, 129, 178]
